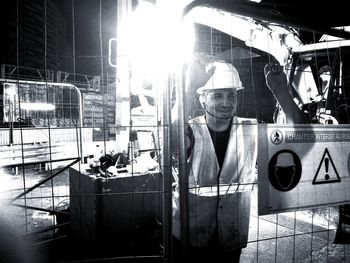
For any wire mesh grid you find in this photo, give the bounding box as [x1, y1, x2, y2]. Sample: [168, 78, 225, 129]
[1, 0, 350, 262]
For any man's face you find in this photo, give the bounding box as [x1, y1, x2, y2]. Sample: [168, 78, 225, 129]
[202, 89, 237, 119]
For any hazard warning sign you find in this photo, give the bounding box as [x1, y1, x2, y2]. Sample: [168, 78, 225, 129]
[258, 124, 350, 216]
[313, 148, 341, 184]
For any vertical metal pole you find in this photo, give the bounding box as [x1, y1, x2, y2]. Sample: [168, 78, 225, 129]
[71, 0, 83, 161]
[116, 0, 132, 153]
[176, 67, 189, 260]
[162, 73, 173, 263]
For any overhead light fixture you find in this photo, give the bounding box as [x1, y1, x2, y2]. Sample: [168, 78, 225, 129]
[21, 103, 55, 111]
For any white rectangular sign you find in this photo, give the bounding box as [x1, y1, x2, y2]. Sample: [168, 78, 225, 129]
[258, 124, 350, 215]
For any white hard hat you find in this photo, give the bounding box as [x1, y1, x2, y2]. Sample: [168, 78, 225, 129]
[196, 60, 244, 94]
[275, 152, 295, 167]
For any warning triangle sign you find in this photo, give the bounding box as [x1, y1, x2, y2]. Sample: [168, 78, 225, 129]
[313, 148, 341, 184]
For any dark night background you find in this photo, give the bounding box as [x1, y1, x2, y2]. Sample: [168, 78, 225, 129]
[1, 0, 119, 77]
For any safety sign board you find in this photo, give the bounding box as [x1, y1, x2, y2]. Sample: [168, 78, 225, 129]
[258, 124, 350, 215]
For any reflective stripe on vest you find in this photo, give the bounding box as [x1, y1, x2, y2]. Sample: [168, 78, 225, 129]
[189, 183, 256, 196]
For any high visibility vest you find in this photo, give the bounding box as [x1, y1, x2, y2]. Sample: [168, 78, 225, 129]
[173, 116, 257, 250]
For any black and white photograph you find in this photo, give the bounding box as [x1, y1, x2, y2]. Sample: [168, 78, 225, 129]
[1, 0, 350, 262]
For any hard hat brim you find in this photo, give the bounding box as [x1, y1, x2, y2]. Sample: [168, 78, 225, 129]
[197, 86, 244, 95]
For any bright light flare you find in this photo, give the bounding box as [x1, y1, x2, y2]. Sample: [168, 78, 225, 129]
[127, 0, 194, 76]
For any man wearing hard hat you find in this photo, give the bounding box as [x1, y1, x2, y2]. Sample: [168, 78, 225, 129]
[172, 57, 305, 262]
